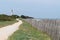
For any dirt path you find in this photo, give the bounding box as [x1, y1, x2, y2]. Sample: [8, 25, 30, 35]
[0, 20, 22, 40]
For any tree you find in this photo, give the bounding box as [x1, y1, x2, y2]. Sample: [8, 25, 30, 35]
[21, 15, 34, 19]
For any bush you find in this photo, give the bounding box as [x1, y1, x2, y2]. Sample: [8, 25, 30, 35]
[21, 15, 33, 19]
[0, 14, 19, 21]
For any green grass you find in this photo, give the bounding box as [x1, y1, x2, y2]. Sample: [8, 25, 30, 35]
[0, 20, 17, 28]
[8, 20, 51, 40]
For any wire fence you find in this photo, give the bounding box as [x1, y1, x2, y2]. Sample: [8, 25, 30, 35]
[24, 19, 60, 40]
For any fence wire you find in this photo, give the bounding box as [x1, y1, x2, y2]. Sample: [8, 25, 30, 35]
[24, 19, 60, 40]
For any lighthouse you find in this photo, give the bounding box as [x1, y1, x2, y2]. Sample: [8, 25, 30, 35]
[11, 9, 14, 15]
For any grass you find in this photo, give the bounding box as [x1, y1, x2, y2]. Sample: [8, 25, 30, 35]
[0, 20, 17, 28]
[8, 20, 51, 40]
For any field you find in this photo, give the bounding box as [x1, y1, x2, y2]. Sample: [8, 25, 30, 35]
[8, 20, 51, 40]
[0, 20, 17, 28]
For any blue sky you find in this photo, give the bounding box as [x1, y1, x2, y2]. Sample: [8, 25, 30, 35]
[0, 0, 60, 18]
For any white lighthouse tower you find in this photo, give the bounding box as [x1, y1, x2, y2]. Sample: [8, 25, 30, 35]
[11, 9, 14, 15]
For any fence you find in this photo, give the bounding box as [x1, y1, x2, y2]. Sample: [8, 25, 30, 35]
[24, 19, 60, 40]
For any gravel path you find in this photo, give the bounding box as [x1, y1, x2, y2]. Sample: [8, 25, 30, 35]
[0, 20, 22, 40]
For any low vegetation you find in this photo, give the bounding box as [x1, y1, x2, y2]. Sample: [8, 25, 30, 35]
[0, 20, 17, 28]
[8, 20, 51, 40]
[0, 14, 20, 21]
[0, 14, 19, 28]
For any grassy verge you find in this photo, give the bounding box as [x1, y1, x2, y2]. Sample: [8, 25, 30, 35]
[0, 20, 17, 28]
[8, 20, 51, 40]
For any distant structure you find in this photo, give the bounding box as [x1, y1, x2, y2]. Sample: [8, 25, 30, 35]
[11, 9, 14, 15]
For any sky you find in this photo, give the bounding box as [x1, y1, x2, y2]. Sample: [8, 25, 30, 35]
[0, 0, 60, 18]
